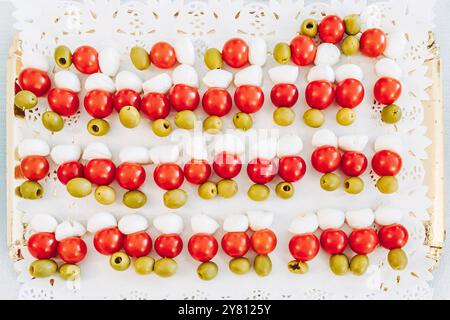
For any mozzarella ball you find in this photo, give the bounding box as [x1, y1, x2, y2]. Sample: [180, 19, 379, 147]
[143, 73, 173, 94]
[317, 209, 345, 230]
[172, 64, 199, 88]
[374, 206, 403, 226]
[277, 134, 303, 158]
[22, 52, 49, 72]
[31, 214, 58, 233]
[268, 65, 299, 84]
[214, 134, 245, 155]
[51, 144, 82, 165]
[87, 212, 117, 233]
[315, 44, 340, 66]
[223, 214, 249, 233]
[335, 64, 364, 82]
[234, 65, 263, 87]
[149, 145, 180, 164]
[346, 209, 375, 229]
[54, 70, 81, 93]
[289, 213, 319, 235]
[202, 69, 233, 88]
[119, 146, 151, 164]
[153, 214, 184, 235]
[338, 135, 368, 152]
[174, 36, 195, 66]
[55, 221, 86, 241]
[247, 210, 274, 231]
[249, 37, 267, 66]
[99, 47, 121, 77]
[82, 142, 112, 161]
[307, 65, 335, 83]
[249, 137, 278, 160]
[85, 73, 116, 93]
[312, 129, 338, 148]
[191, 214, 219, 235]
[118, 214, 148, 235]
[374, 135, 403, 154]
[18, 139, 50, 159]
[375, 58, 402, 80]
[185, 136, 208, 160]
[384, 32, 406, 59]
[115, 71, 143, 92]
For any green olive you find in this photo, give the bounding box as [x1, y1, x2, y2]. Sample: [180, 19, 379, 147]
[254, 255, 272, 277]
[58, 264, 81, 281]
[163, 189, 187, 209]
[303, 109, 325, 128]
[110, 252, 131, 271]
[275, 182, 294, 200]
[152, 119, 173, 137]
[217, 179, 238, 199]
[203, 116, 223, 134]
[342, 35, 360, 56]
[198, 181, 218, 200]
[95, 186, 116, 205]
[344, 14, 362, 35]
[175, 110, 197, 130]
[248, 184, 270, 202]
[274, 107, 295, 126]
[15, 186, 23, 198]
[130, 46, 151, 71]
[229, 257, 251, 275]
[134, 256, 155, 275]
[288, 260, 309, 274]
[233, 112, 253, 131]
[42, 111, 64, 132]
[344, 177, 364, 195]
[350, 255, 369, 276]
[388, 249, 408, 271]
[197, 262, 219, 281]
[54, 45, 72, 69]
[87, 118, 110, 136]
[320, 173, 340, 192]
[376, 176, 399, 194]
[29, 259, 57, 278]
[20, 181, 44, 200]
[67, 178, 92, 198]
[15, 90, 38, 110]
[300, 19, 318, 37]
[336, 108, 355, 126]
[154, 258, 178, 278]
[381, 104, 402, 124]
[204, 48, 223, 70]
[123, 190, 147, 209]
[119, 106, 141, 129]
[330, 255, 350, 276]
[273, 43, 291, 64]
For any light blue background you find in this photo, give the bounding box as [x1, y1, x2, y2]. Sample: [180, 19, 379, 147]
[0, 0, 448, 299]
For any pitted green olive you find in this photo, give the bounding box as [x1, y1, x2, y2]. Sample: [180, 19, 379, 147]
[248, 184, 270, 201]
[342, 36, 360, 56]
[15, 90, 38, 110]
[381, 104, 402, 124]
[204, 48, 223, 70]
[163, 189, 187, 209]
[273, 43, 291, 64]
[344, 14, 362, 35]
[376, 176, 399, 194]
[320, 173, 340, 192]
[198, 182, 218, 200]
[229, 257, 251, 275]
[154, 258, 178, 278]
[175, 110, 197, 130]
[29, 259, 57, 278]
[123, 191, 147, 209]
[119, 106, 141, 129]
[254, 255, 272, 277]
[288, 260, 309, 274]
[330, 255, 350, 276]
[110, 252, 131, 271]
[152, 119, 172, 137]
[197, 262, 218, 281]
[275, 182, 294, 199]
[42, 111, 64, 132]
[87, 118, 110, 136]
[337, 108, 356, 126]
[344, 177, 364, 195]
[303, 109, 325, 128]
[301, 19, 318, 37]
[134, 256, 155, 275]
[130, 46, 151, 71]
[20, 181, 44, 200]
[54, 45, 72, 69]
[233, 112, 253, 131]
[59, 264, 81, 281]
[350, 255, 369, 276]
[274, 108, 295, 126]
[388, 249, 408, 271]
[217, 179, 238, 199]
[203, 116, 222, 134]
[67, 178, 92, 198]
[95, 186, 116, 205]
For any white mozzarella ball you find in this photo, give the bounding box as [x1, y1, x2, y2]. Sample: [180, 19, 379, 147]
[384, 32, 406, 59]
[249, 138, 278, 160]
[51, 144, 82, 165]
[223, 214, 249, 233]
[247, 210, 274, 231]
[346, 209, 375, 229]
[82, 142, 112, 161]
[374, 135, 403, 154]
[18, 139, 50, 159]
[85, 73, 116, 93]
[55, 221, 86, 241]
[307, 65, 335, 83]
[185, 136, 208, 160]
[374, 206, 403, 226]
[172, 64, 199, 88]
[375, 58, 402, 80]
[153, 214, 184, 235]
[202, 69, 233, 88]
[22, 52, 49, 72]
[312, 129, 338, 148]
[87, 212, 117, 233]
[119, 146, 151, 164]
[277, 134, 303, 158]
[335, 64, 364, 82]
[338, 135, 368, 152]
[234, 65, 263, 87]
[115, 71, 143, 92]
[214, 134, 245, 155]
[31, 214, 58, 233]
[143, 73, 173, 94]
[249, 37, 267, 66]
[174, 36, 195, 66]
[317, 209, 345, 230]
[268, 65, 299, 84]
[99, 47, 121, 77]
[118, 214, 148, 235]
[191, 215, 219, 235]
[149, 145, 180, 164]
[315, 44, 340, 66]
[289, 213, 319, 235]
[54, 71, 81, 92]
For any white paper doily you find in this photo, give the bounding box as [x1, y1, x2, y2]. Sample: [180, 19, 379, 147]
[11, 0, 435, 300]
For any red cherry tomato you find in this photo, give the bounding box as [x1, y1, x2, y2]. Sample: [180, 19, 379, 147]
[155, 234, 183, 259]
[360, 28, 387, 58]
[336, 79, 365, 109]
[340, 152, 368, 177]
[278, 156, 307, 183]
[18, 68, 51, 97]
[305, 80, 335, 110]
[289, 234, 320, 262]
[234, 85, 264, 114]
[57, 161, 84, 185]
[318, 15, 345, 44]
[15, 80, 21, 94]
[247, 158, 278, 185]
[93, 227, 123, 255]
[153, 163, 184, 191]
[85, 159, 116, 186]
[372, 150, 402, 177]
[290, 35, 317, 66]
[140, 92, 170, 121]
[150, 42, 177, 69]
[21, 156, 49, 181]
[28, 232, 58, 259]
[48, 88, 80, 117]
[349, 229, 379, 255]
[378, 224, 409, 250]
[123, 231, 152, 258]
[311, 146, 342, 174]
[250, 229, 277, 255]
[270, 84, 299, 108]
[84, 90, 114, 119]
[188, 234, 219, 262]
[57, 237, 88, 264]
[169, 84, 200, 112]
[184, 160, 212, 185]
[320, 229, 348, 255]
[221, 232, 250, 258]
[72, 46, 99, 74]
[373, 77, 402, 105]
[202, 88, 232, 117]
[222, 38, 249, 68]
[116, 163, 146, 191]
[213, 151, 242, 179]
[113, 89, 141, 112]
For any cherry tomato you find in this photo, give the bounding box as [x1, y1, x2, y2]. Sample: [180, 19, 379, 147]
[140, 92, 170, 121]
[289, 234, 320, 262]
[320, 229, 348, 255]
[169, 84, 200, 112]
[123, 231, 152, 258]
[15, 80, 21, 94]
[155, 234, 183, 259]
[21, 156, 49, 181]
[336, 79, 365, 109]
[113, 89, 141, 112]
[305, 81, 335, 110]
[184, 160, 212, 185]
[340, 152, 368, 177]
[150, 42, 177, 69]
[85, 159, 116, 186]
[372, 150, 402, 177]
[188, 234, 219, 262]
[221, 232, 250, 258]
[28, 232, 58, 259]
[116, 163, 146, 191]
[84, 90, 114, 119]
[360, 28, 387, 58]
[290, 35, 317, 66]
[153, 163, 184, 191]
[93, 227, 123, 256]
[72, 46, 99, 74]
[48, 88, 80, 117]
[373, 77, 402, 105]
[202, 88, 232, 117]
[57, 161, 84, 185]
[311, 146, 342, 174]
[57, 237, 88, 264]
[18, 68, 51, 97]
[222, 38, 249, 68]
[349, 229, 379, 255]
[378, 224, 409, 250]
[318, 15, 345, 44]
[234, 85, 264, 114]
[278, 156, 307, 183]
[213, 151, 242, 179]
[271, 84, 299, 108]
[251, 229, 277, 255]
[247, 158, 278, 185]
